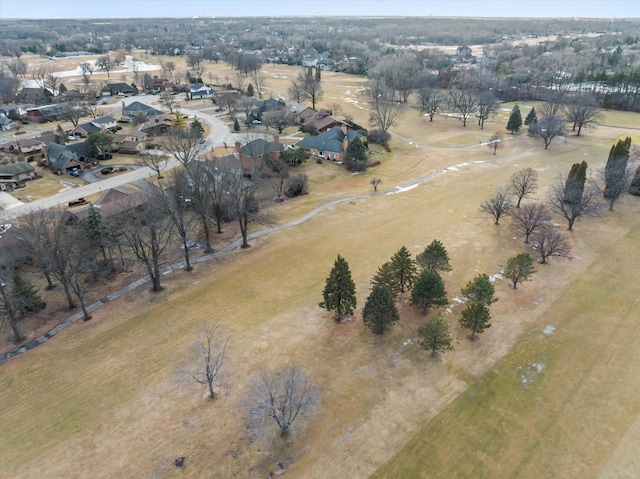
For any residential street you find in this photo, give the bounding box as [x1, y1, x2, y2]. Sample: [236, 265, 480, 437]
[0, 95, 237, 221]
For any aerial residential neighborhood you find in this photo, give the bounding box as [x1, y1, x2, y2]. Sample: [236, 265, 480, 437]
[0, 2, 639, 478]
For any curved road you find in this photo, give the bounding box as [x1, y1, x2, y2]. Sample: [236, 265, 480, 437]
[0, 142, 520, 363]
[0, 96, 236, 222]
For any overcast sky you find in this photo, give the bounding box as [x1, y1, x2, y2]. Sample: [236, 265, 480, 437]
[1, 0, 639, 19]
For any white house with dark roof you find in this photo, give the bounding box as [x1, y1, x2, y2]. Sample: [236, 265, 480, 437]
[189, 83, 215, 100]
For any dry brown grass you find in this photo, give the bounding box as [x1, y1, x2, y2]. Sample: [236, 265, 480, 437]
[1, 55, 640, 479]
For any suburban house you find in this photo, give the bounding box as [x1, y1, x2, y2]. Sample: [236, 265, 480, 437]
[26, 104, 67, 123]
[111, 132, 147, 154]
[1, 138, 46, 155]
[0, 162, 36, 191]
[16, 87, 54, 105]
[302, 110, 347, 134]
[287, 102, 316, 124]
[71, 116, 117, 137]
[44, 142, 84, 173]
[220, 136, 283, 172]
[295, 124, 363, 162]
[135, 114, 173, 136]
[188, 83, 215, 100]
[71, 188, 146, 221]
[121, 101, 163, 119]
[100, 83, 138, 97]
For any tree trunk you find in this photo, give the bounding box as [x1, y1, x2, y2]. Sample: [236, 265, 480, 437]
[44, 271, 54, 289]
[61, 278, 76, 309]
[200, 213, 214, 253]
[567, 217, 575, 231]
[239, 213, 249, 249]
[207, 381, 215, 400]
[151, 260, 162, 292]
[182, 236, 193, 272]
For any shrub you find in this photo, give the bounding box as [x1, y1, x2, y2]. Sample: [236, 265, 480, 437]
[285, 173, 309, 197]
[101, 167, 113, 175]
[368, 128, 391, 146]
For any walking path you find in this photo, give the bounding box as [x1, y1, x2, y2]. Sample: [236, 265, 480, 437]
[0, 141, 519, 363]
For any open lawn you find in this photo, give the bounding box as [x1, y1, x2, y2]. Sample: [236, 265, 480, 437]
[1, 58, 640, 478]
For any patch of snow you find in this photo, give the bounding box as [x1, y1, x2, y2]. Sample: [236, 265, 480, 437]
[489, 272, 503, 282]
[452, 296, 465, 304]
[543, 325, 556, 335]
[447, 166, 459, 171]
[386, 183, 419, 195]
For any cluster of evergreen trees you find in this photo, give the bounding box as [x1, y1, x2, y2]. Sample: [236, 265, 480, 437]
[320, 240, 511, 358]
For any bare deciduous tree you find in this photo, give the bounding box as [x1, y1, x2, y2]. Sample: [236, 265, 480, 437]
[159, 91, 178, 113]
[262, 108, 293, 133]
[137, 151, 169, 179]
[511, 202, 552, 243]
[118, 199, 175, 292]
[476, 92, 498, 129]
[162, 129, 208, 168]
[449, 90, 478, 127]
[508, 167, 538, 207]
[563, 95, 601, 136]
[369, 96, 404, 133]
[180, 324, 229, 400]
[251, 72, 267, 99]
[529, 114, 566, 149]
[548, 176, 599, 230]
[487, 132, 504, 155]
[245, 363, 321, 438]
[530, 227, 572, 264]
[370, 177, 382, 192]
[480, 187, 513, 225]
[96, 55, 113, 77]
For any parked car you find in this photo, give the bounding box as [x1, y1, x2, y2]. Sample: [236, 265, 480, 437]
[68, 169, 80, 177]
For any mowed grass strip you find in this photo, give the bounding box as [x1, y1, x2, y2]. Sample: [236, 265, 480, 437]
[373, 223, 640, 479]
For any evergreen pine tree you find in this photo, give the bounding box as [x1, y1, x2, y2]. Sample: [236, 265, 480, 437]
[344, 137, 368, 172]
[410, 269, 448, 315]
[247, 83, 255, 97]
[461, 273, 498, 305]
[415, 240, 452, 272]
[565, 161, 588, 206]
[362, 285, 399, 335]
[504, 253, 536, 289]
[459, 301, 491, 339]
[506, 104, 523, 133]
[10, 271, 45, 317]
[233, 117, 241, 132]
[81, 205, 109, 266]
[390, 246, 417, 293]
[319, 255, 357, 321]
[604, 137, 632, 210]
[370, 261, 401, 299]
[524, 106, 537, 126]
[190, 119, 204, 137]
[419, 315, 453, 357]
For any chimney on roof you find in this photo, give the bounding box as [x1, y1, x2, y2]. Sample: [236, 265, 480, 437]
[235, 141, 242, 154]
[121, 101, 125, 109]
[343, 136, 349, 154]
[340, 123, 348, 136]
[273, 135, 279, 144]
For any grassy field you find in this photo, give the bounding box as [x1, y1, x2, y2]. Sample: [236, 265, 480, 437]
[1, 57, 640, 479]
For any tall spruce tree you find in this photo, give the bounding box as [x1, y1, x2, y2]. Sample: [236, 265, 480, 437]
[419, 315, 453, 357]
[461, 273, 497, 305]
[459, 301, 491, 339]
[415, 240, 452, 272]
[410, 269, 448, 315]
[390, 246, 417, 293]
[604, 137, 632, 211]
[524, 106, 538, 126]
[370, 261, 401, 299]
[565, 161, 588, 206]
[319, 254, 357, 321]
[506, 104, 523, 133]
[362, 285, 399, 335]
